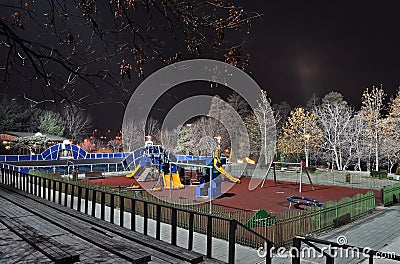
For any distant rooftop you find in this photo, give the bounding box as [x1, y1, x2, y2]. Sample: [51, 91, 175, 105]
[1, 131, 68, 142]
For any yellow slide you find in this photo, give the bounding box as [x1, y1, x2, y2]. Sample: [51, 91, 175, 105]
[162, 172, 184, 189]
[126, 164, 141, 178]
[213, 158, 240, 183]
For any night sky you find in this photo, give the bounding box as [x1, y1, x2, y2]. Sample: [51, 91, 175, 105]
[2, 1, 400, 131]
[103, 1, 400, 130]
[246, 1, 400, 109]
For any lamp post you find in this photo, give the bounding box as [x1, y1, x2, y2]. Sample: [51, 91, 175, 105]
[304, 133, 310, 167]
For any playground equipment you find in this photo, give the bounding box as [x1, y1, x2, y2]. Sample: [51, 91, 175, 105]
[261, 161, 314, 192]
[245, 209, 276, 228]
[195, 138, 240, 198]
[286, 196, 323, 209]
[125, 164, 142, 178]
[213, 149, 240, 183]
[162, 171, 184, 189]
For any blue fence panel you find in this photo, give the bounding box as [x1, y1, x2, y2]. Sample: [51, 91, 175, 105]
[5, 156, 18, 162]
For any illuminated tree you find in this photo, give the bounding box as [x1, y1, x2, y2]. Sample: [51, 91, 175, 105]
[381, 89, 400, 172]
[360, 85, 386, 171]
[278, 107, 321, 166]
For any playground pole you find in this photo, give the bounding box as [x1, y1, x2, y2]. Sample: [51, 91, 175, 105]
[209, 166, 212, 215]
[299, 166, 302, 193]
[169, 162, 172, 201]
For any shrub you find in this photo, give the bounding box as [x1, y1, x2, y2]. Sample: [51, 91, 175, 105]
[396, 166, 400, 175]
[307, 166, 317, 173]
[370, 170, 388, 179]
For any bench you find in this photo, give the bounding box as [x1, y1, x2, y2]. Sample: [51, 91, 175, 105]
[333, 213, 351, 227]
[0, 205, 80, 263]
[85, 171, 104, 179]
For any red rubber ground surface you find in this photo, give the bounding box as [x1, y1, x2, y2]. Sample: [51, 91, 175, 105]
[87, 176, 380, 215]
[213, 178, 381, 215]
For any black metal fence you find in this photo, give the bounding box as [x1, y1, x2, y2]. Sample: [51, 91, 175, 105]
[0, 168, 273, 264]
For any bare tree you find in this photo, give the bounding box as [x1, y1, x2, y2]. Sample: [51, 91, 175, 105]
[315, 92, 353, 170]
[61, 105, 92, 142]
[253, 90, 276, 164]
[145, 117, 161, 144]
[0, 1, 260, 105]
[122, 119, 145, 151]
[160, 128, 179, 152]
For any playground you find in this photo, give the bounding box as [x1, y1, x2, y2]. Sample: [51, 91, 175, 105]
[87, 175, 381, 215]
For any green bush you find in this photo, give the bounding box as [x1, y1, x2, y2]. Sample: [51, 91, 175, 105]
[307, 166, 317, 173]
[370, 170, 388, 179]
[396, 166, 400, 175]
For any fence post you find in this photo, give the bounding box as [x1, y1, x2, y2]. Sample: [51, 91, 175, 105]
[171, 208, 177, 246]
[228, 220, 237, 264]
[77, 186, 82, 212]
[101, 191, 105, 220]
[91, 189, 97, 217]
[131, 198, 136, 231]
[84, 187, 89, 214]
[326, 246, 334, 264]
[34, 176, 38, 196]
[29, 174, 33, 194]
[47, 179, 51, 200]
[24, 173, 28, 192]
[143, 202, 148, 235]
[17, 171, 21, 190]
[64, 182, 69, 207]
[188, 212, 194, 251]
[156, 204, 161, 240]
[291, 237, 301, 264]
[266, 241, 272, 264]
[119, 196, 124, 227]
[70, 184, 75, 209]
[110, 193, 115, 224]
[52, 180, 56, 202]
[58, 181, 62, 204]
[38, 177, 42, 198]
[207, 215, 213, 258]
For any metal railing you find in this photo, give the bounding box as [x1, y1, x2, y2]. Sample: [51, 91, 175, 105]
[0, 168, 273, 264]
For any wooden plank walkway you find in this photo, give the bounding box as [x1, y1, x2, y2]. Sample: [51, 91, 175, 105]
[0, 207, 80, 263]
[0, 184, 220, 263]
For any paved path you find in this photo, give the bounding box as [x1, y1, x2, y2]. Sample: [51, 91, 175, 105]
[259, 206, 400, 264]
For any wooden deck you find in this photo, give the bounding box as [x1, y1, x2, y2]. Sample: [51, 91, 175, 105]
[0, 184, 223, 263]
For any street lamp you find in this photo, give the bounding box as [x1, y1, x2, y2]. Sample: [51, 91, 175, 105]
[304, 133, 310, 167]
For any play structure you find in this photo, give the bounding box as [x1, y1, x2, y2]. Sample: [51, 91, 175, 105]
[261, 161, 314, 192]
[195, 138, 240, 199]
[124, 136, 240, 197]
[286, 196, 323, 209]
